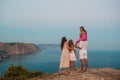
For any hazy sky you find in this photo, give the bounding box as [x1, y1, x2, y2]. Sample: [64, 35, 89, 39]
[0, 0, 120, 51]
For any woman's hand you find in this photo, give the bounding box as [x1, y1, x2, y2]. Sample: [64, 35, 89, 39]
[76, 46, 81, 49]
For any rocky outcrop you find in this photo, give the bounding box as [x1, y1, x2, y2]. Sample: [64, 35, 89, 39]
[0, 42, 40, 55]
[28, 68, 120, 80]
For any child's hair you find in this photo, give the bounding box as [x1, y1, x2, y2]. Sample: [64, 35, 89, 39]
[80, 26, 87, 38]
[61, 37, 67, 50]
[68, 39, 74, 52]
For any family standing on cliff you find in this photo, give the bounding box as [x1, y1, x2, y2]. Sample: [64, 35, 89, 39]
[59, 26, 88, 74]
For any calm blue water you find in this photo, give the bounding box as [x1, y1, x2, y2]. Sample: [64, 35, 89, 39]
[0, 44, 120, 76]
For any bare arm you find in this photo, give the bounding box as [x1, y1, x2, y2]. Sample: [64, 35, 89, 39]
[66, 41, 74, 50]
[75, 45, 81, 49]
[74, 47, 76, 57]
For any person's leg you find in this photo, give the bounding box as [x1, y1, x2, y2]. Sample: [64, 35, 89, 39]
[59, 68, 62, 72]
[64, 67, 69, 72]
[72, 61, 74, 71]
[79, 49, 85, 72]
[73, 61, 75, 71]
[70, 61, 72, 74]
[72, 61, 76, 73]
[84, 50, 88, 72]
[72, 61, 74, 67]
[80, 59, 82, 69]
[80, 59, 84, 72]
[84, 59, 88, 72]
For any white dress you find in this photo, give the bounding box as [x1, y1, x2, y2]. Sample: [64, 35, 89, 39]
[69, 50, 76, 61]
[59, 42, 69, 68]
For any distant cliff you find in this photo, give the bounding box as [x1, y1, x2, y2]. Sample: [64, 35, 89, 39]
[0, 42, 40, 55]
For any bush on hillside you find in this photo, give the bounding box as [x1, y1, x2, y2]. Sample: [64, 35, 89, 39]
[0, 65, 45, 80]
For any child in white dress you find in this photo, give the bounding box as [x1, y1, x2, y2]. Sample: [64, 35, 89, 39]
[68, 40, 76, 74]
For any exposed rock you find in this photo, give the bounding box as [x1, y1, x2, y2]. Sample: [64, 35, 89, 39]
[28, 68, 120, 80]
[0, 42, 40, 55]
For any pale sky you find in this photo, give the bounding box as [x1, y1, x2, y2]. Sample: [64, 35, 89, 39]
[0, 0, 120, 51]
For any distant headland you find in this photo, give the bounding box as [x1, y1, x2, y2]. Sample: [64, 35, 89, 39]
[0, 42, 40, 55]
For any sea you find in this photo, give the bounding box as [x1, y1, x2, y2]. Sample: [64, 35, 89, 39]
[0, 44, 120, 76]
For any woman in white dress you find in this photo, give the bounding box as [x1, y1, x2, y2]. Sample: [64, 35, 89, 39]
[68, 40, 77, 74]
[59, 37, 70, 72]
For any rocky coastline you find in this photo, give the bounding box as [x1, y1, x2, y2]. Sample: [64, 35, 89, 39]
[0, 42, 40, 60]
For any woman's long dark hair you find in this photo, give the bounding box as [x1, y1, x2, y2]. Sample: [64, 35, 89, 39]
[61, 37, 67, 50]
[68, 40, 74, 52]
[80, 26, 87, 37]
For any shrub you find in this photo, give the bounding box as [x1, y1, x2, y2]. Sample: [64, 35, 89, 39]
[0, 65, 45, 80]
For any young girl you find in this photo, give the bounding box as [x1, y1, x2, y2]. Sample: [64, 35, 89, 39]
[59, 37, 70, 72]
[68, 40, 76, 74]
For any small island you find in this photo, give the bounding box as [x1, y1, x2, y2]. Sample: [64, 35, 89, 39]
[0, 42, 40, 56]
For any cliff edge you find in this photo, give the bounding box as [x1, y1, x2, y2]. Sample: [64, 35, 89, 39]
[28, 68, 120, 80]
